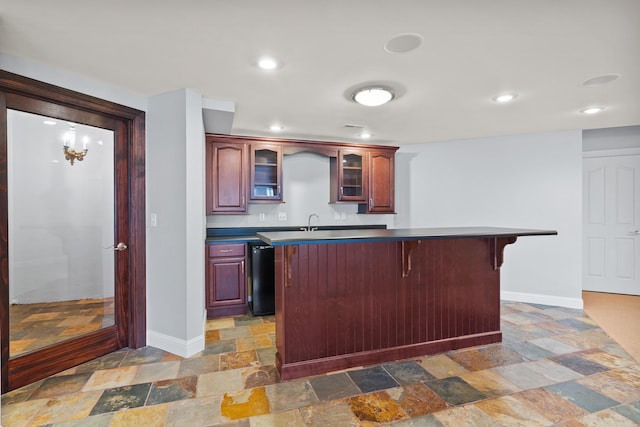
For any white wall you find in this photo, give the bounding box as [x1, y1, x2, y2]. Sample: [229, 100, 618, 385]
[207, 152, 397, 228]
[147, 89, 206, 357]
[0, 53, 147, 111]
[399, 131, 583, 308]
[8, 110, 114, 303]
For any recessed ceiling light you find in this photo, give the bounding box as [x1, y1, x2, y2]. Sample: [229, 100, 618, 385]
[384, 33, 423, 54]
[269, 124, 284, 131]
[580, 106, 605, 114]
[359, 132, 372, 139]
[582, 74, 620, 87]
[492, 93, 518, 103]
[258, 57, 278, 70]
[43, 120, 56, 125]
[353, 87, 395, 107]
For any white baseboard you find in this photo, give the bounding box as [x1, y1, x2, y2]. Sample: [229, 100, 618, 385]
[501, 291, 583, 310]
[146, 330, 204, 358]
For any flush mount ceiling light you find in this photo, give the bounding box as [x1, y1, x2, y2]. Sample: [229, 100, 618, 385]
[43, 120, 56, 125]
[580, 106, 605, 115]
[352, 87, 395, 107]
[269, 124, 284, 131]
[492, 93, 518, 103]
[258, 57, 279, 70]
[359, 131, 372, 139]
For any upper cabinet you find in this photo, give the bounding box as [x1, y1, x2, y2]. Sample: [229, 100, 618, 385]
[358, 150, 395, 214]
[206, 136, 248, 214]
[250, 144, 283, 202]
[330, 149, 368, 203]
[205, 133, 398, 215]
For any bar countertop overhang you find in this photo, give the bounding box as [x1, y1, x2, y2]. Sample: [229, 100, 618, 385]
[257, 226, 558, 245]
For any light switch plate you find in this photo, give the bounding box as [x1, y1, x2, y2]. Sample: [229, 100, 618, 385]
[278, 212, 287, 221]
[259, 213, 266, 221]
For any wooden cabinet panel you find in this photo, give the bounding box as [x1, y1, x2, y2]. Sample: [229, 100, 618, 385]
[208, 243, 245, 258]
[274, 238, 504, 380]
[208, 260, 245, 303]
[250, 144, 283, 202]
[330, 149, 368, 203]
[359, 150, 395, 213]
[206, 138, 247, 214]
[206, 243, 247, 317]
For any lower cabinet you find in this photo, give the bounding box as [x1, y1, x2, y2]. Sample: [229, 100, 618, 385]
[206, 243, 247, 317]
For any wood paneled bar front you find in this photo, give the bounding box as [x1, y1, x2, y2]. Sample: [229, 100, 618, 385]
[257, 227, 557, 381]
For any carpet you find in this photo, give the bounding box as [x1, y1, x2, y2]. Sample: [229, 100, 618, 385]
[583, 291, 640, 363]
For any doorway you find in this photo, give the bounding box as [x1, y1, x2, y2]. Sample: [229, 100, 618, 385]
[583, 150, 640, 295]
[8, 109, 118, 359]
[0, 71, 146, 392]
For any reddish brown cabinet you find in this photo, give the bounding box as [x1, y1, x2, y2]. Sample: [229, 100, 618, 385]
[359, 149, 395, 214]
[330, 149, 369, 203]
[250, 144, 283, 202]
[339, 149, 368, 202]
[206, 137, 248, 214]
[205, 133, 398, 214]
[206, 243, 247, 317]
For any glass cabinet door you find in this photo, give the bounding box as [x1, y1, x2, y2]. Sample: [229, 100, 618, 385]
[250, 145, 282, 202]
[338, 150, 367, 201]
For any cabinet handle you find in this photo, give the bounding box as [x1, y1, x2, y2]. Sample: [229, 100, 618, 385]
[277, 185, 280, 195]
[242, 196, 245, 207]
[340, 186, 343, 195]
[369, 198, 373, 209]
[241, 261, 245, 274]
[219, 249, 233, 253]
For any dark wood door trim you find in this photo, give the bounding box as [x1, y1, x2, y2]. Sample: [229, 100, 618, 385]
[0, 70, 146, 392]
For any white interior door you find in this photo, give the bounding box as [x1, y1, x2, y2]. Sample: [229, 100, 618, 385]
[583, 152, 640, 295]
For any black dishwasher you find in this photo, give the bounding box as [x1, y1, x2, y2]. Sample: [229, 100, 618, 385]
[248, 244, 275, 316]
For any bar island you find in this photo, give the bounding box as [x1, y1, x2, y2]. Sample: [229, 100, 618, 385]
[257, 227, 557, 380]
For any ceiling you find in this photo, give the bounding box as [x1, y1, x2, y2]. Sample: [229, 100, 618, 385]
[1, 0, 639, 146]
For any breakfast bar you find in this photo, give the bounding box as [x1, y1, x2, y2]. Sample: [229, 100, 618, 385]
[257, 227, 557, 380]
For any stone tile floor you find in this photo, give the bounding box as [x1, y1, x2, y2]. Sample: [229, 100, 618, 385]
[9, 298, 114, 357]
[2, 301, 640, 426]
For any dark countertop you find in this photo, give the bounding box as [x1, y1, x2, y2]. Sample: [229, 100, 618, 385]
[256, 226, 558, 246]
[206, 235, 264, 244]
[205, 224, 387, 244]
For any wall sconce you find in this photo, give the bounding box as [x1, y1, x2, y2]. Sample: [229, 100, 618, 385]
[63, 125, 88, 165]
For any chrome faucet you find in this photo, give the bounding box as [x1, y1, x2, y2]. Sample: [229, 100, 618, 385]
[301, 213, 319, 232]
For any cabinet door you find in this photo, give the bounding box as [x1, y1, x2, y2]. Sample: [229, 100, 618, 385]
[250, 144, 283, 202]
[206, 255, 247, 317]
[206, 140, 247, 214]
[207, 258, 245, 306]
[337, 149, 368, 202]
[365, 150, 395, 213]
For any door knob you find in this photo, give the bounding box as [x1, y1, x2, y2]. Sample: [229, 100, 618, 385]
[114, 242, 128, 251]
